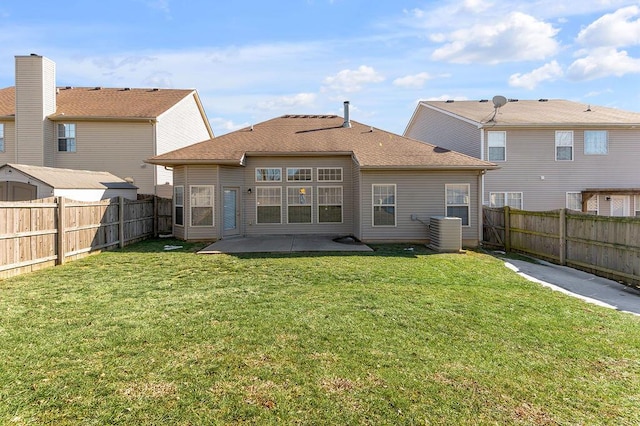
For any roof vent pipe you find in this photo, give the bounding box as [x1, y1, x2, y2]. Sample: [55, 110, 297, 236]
[343, 101, 351, 128]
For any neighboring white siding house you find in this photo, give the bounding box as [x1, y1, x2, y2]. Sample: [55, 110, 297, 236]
[405, 99, 640, 216]
[0, 54, 214, 196]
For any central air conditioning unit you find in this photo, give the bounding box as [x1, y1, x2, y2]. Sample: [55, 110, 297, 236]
[428, 216, 462, 252]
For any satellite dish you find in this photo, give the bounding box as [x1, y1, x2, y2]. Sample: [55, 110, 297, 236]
[492, 95, 507, 108]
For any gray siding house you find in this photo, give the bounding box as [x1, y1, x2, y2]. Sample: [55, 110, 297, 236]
[0, 54, 214, 197]
[405, 99, 640, 216]
[147, 106, 497, 245]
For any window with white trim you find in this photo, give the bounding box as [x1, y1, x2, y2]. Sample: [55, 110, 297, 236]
[57, 123, 76, 152]
[372, 184, 396, 226]
[566, 192, 582, 211]
[318, 186, 343, 223]
[190, 185, 214, 227]
[174, 185, 184, 226]
[584, 130, 608, 155]
[287, 186, 312, 223]
[446, 184, 470, 226]
[566, 192, 599, 214]
[286, 168, 312, 182]
[489, 192, 522, 209]
[555, 131, 573, 161]
[256, 187, 282, 223]
[487, 131, 506, 161]
[635, 196, 640, 217]
[255, 168, 281, 182]
[317, 167, 343, 182]
[0, 123, 4, 152]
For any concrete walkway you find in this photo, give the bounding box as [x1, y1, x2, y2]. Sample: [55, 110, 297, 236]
[504, 257, 640, 316]
[198, 235, 373, 254]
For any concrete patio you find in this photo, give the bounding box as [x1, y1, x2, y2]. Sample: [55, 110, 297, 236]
[198, 235, 373, 254]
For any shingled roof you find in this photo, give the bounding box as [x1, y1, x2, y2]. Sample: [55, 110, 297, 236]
[2, 163, 137, 190]
[420, 99, 640, 127]
[0, 86, 196, 120]
[147, 115, 497, 170]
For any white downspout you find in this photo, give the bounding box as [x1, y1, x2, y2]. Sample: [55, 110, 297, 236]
[479, 127, 486, 206]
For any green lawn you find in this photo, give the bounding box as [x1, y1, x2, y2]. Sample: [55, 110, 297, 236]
[1, 239, 639, 425]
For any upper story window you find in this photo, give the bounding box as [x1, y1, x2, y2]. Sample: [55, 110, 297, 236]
[0, 123, 4, 152]
[317, 167, 343, 182]
[286, 168, 312, 182]
[584, 130, 608, 155]
[255, 168, 281, 182]
[555, 131, 573, 161]
[487, 131, 506, 161]
[57, 123, 76, 152]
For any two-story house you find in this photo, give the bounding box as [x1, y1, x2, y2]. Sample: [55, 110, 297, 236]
[404, 98, 640, 217]
[0, 54, 214, 197]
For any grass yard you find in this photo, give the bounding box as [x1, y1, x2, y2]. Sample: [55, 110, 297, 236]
[1, 239, 639, 425]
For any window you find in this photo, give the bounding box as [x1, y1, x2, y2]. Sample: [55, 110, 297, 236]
[372, 184, 396, 226]
[446, 184, 470, 226]
[636, 196, 640, 217]
[584, 130, 608, 155]
[318, 186, 343, 223]
[489, 192, 522, 209]
[190, 186, 214, 227]
[317, 168, 343, 182]
[566, 192, 582, 211]
[255, 168, 281, 182]
[287, 168, 312, 182]
[487, 131, 506, 161]
[0, 123, 4, 152]
[566, 192, 599, 214]
[174, 186, 184, 226]
[256, 187, 282, 223]
[555, 131, 573, 161]
[57, 123, 76, 152]
[287, 186, 312, 223]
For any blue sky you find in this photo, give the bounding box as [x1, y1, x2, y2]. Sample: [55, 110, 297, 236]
[1, 0, 639, 135]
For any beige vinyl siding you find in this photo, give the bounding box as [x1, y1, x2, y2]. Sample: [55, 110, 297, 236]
[156, 92, 211, 155]
[172, 167, 186, 240]
[483, 128, 640, 211]
[404, 105, 482, 158]
[15, 56, 57, 166]
[52, 121, 155, 194]
[0, 121, 15, 163]
[360, 170, 481, 245]
[351, 159, 361, 240]
[182, 165, 219, 240]
[243, 156, 354, 236]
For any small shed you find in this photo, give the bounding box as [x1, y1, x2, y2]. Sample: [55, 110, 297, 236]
[0, 163, 138, 201]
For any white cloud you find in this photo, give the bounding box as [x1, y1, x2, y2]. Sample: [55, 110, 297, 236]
[393, 72, 433, 88]
[431, 12, 560, 64]
[322, 65, 385, 93]
[209, 117, 249, 135]
[509, 60, 564, 89]
[567, 47, 640, 80]
[577, 5, 640, 48]
[256, 93, 317, 111]
[425, 95, 468, 101]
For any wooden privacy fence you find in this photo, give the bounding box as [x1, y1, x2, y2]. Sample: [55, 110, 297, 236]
[483, 206, 640, 288]
[0, 195, 172, 279]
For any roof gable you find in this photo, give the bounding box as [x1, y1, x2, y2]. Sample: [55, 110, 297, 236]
[147, 115, 497, 170]
[420, 99, 640, 127]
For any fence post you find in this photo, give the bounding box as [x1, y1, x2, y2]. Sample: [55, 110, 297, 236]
[559, 208, 566, 265]
[119, 196, 125, 249]
[504, 206, 511, 252]
[56, 197, 66, 265]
